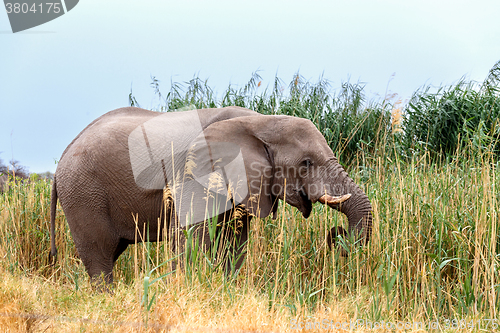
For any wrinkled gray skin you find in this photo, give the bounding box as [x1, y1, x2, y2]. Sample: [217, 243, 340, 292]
[50, 106, 372, 284]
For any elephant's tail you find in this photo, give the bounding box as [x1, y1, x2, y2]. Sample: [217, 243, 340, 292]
[49, 175, 58, 264]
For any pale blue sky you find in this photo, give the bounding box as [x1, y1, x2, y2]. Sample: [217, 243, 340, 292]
[1, 0, 499, 173]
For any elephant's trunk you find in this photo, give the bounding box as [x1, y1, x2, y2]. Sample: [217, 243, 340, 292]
[320, 168, 372, 248]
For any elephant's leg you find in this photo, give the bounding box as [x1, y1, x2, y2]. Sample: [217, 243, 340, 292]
[113, 238, 130, 262]
[169, 221, 211, 271]
[66, 214, 121, 285]
[223, 210, 251, 274]
[76, 240, 117, 286]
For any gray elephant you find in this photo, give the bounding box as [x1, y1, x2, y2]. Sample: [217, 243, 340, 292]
[50, 106, 372, 283]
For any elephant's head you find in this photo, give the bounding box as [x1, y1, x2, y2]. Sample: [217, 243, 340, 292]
[195, 114, 372, 245]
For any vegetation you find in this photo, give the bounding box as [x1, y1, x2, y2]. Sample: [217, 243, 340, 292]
[135, 72, 395, 167]
[1, 61, 500, 332]
[404, 72, 500, 160]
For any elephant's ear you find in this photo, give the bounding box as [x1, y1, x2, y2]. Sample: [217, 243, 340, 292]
[199, 115, 278, 219]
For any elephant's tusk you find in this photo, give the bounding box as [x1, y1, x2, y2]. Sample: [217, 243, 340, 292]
[319, 193, 351, 205]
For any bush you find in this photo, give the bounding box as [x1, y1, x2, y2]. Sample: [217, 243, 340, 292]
[403, 61, 500, 160]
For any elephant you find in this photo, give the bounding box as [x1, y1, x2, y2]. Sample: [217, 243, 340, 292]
[50, 106, 372, 284]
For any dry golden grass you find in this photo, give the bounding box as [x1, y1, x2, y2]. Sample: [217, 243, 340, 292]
[0, 266, 403, 332]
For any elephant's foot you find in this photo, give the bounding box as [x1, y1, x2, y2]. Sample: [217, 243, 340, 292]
[90, 273, 114, 293]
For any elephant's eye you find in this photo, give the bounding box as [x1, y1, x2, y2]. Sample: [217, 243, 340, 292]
[302, 159, 313, 168]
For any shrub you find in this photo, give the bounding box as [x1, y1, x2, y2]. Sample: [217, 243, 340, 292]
[403, 61, 500, 160]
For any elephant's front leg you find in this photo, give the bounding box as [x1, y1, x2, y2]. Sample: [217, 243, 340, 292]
[221, 206, 252, 274]
[165, 186, 212, 271]
[169, 220, 211, 271]
[169, 206, 252, 274]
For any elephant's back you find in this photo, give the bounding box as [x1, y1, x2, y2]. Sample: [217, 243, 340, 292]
[59, 107, 159, 160]
[58, 106, 259, 163]
[55, 107, 160, 202]
[196, 106, 260, 127]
